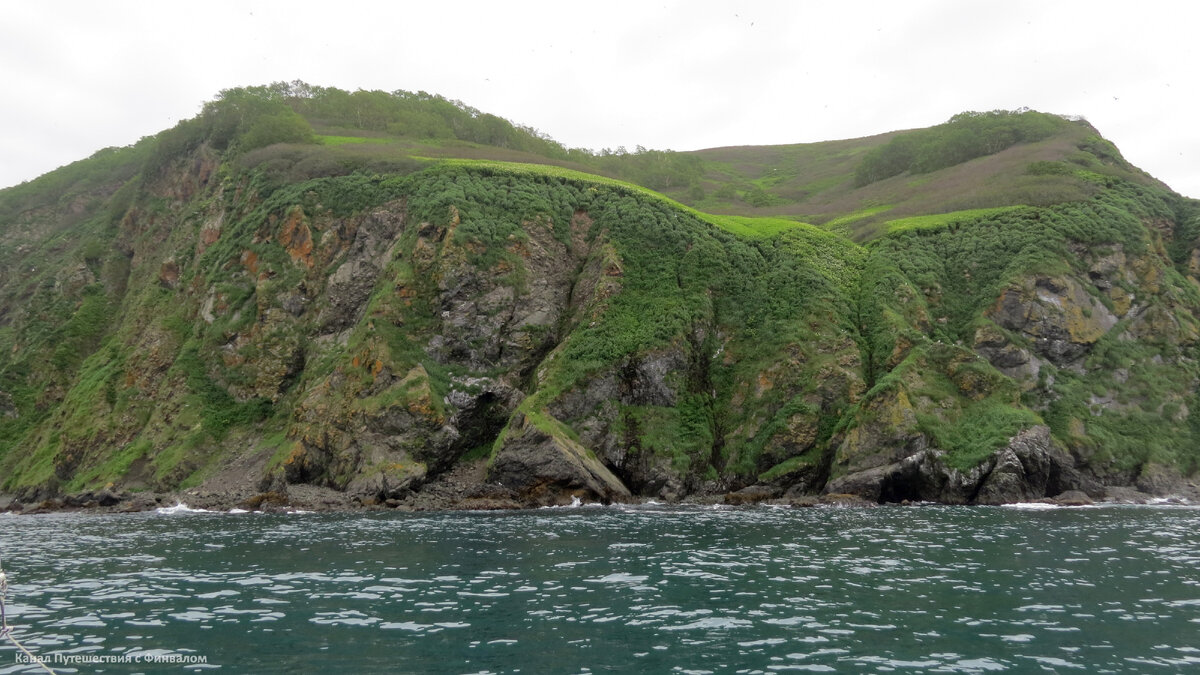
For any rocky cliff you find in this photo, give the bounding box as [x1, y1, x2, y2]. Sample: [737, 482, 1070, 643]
[1, 95, 1198, 511]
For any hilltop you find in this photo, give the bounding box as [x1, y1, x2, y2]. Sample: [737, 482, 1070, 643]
[0, 83, 1197, 512]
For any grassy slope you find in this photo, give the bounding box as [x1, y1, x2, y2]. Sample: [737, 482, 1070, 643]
[275, 113, 1165, 243]
[0, 151, 844, 491]
[1, 101, 1197, 495]
[653, 120, 1163, 241]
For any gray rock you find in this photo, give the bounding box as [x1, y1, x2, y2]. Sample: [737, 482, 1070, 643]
[724, 485, 778, 505]
[445, 376, 524, 465]
[1053, 490, 1094, 506]
[989, 276, 1117, 368]
[826, 426, 1085, 505]
[320, 203, 406, 332]
[345, 460, 427, 502]
[322, 257, 380, 330]
[1135, 463, 1186, 496]
[0, 390, 16, 419]
[545, 347, 697, 497]
[487, 413, 631, 506]
[977, 426, 1090, 503]
[430, 214, 583, 373]
[1098, 485, 1150, 503]
[975, 427, 1058, 504]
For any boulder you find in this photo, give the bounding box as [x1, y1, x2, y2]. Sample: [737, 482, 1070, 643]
[724, 485, 777, 505]
[1135, 463, 1186, 496]
[0, 391, 15, 419]
[488, 412, 631, 506]
[1097, 485, 1150, 504]
[973, 426, 1081, 504]
[1053, 490, 1094, 506]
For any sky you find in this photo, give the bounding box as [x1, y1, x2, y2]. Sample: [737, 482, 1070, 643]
[2, 0, 1198, 196]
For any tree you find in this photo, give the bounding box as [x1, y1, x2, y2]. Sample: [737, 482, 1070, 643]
[241, 111, 314, 150]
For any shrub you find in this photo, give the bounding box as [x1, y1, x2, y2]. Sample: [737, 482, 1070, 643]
[855, 110, 1071, 186]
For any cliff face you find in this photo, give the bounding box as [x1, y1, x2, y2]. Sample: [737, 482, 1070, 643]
[2, 123, 1199, 509]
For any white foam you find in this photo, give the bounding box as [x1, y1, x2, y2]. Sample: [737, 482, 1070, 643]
[587, 573, 650, 585]
[1000, 502, 1059, 510]
[663, 617, 753, 631]
[538, 496, 594, 509]
[1147, 497, 1194, 506]
[154, 502, 210, 514]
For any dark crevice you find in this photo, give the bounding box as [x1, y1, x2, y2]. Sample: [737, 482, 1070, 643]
[965, 461, 997, 504]
[805, 412, 847, 496]
[517, 244, 591, 395]
[276, 345, 308, 397]
[609, 408, 651, 495]
[877, 466, 927, 504]
[686, 321, 724, 476]
[447, 392, 504, 458]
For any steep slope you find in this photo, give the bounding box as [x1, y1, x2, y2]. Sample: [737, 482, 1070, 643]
[666, 110, 1162, 241]
[0, 88, 1197, 510]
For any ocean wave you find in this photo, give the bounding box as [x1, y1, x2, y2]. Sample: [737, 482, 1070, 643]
[154, 503, 211, 514]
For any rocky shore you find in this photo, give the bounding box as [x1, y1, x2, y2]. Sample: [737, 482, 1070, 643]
[3, 471, 1194, 516]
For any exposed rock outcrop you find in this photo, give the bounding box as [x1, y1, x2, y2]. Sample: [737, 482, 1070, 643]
[4, 125, 1199, 511]
[320, 202, 407, 333]
[487, 412, 632, 506]
[825, 425, 1085, 505]
[989, 275, 1117, 368]
[973, 426, 1085, 504]
[0, 391, 16, 420]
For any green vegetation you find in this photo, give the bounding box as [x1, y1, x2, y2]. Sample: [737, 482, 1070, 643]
[704, 215, 809, 239]
[173, 344, 273, 438]
[854, 110, 1070, 186]
[418, 159, 814, 241]
[0, 84, 1197, 504]
[885, 206, 1026, 234]
[0, 142, 150, 223]
[315, 134, 396, 146]
[823, 205, 894, 230]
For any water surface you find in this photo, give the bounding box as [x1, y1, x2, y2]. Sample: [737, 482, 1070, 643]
[1, 504, 1198, 673]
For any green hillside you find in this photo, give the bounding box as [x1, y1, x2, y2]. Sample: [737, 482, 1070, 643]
[0, 83, 1197, 510]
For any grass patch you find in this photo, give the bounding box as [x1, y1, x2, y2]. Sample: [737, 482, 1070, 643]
[823, 205, 893, 230]
[885, 206, 1026, 234]
[703, 215, 810, 239]
[315, 134, 396, 146]
[423, 159, 816, 241]
[759, 450, 821, 483]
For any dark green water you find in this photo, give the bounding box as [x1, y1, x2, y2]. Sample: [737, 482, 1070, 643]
[1, 503, 1198, 673]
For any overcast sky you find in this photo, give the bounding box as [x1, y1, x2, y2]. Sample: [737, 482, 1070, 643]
[3, 1, 1197, 196]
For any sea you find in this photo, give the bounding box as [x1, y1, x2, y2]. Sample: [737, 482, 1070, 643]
[0, 502, 1198, 673]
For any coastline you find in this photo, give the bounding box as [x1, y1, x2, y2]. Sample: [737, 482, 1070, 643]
[2, 481, 1194, 516]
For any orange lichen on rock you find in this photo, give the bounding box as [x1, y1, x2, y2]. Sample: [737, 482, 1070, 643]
[198, 214, 222, 255]
[283, 442, 305, 466]
[240, 249, 259, 276]
[278, 206, 314, 267]
[158, 259, 180, 288]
